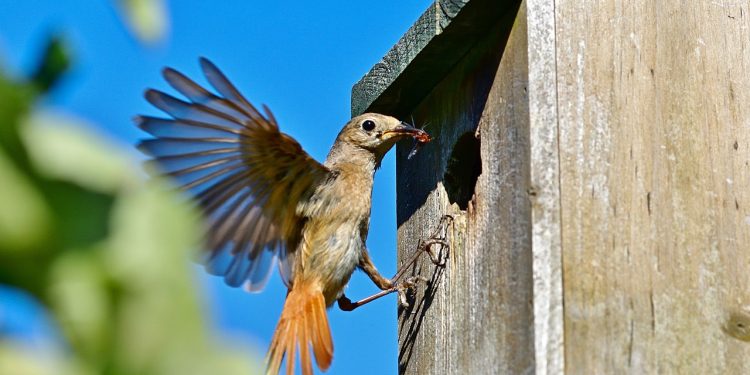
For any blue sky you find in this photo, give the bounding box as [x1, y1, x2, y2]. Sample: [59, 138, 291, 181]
[0, 1, 430, 373]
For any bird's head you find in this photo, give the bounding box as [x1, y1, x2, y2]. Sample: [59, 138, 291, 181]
[333, 113, 430, 161]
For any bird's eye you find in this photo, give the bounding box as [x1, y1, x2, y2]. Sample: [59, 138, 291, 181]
[362, 120, 376, 131]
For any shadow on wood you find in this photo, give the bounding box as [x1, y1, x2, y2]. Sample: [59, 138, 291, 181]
[354, 1, 533, 374]
[397, 253, 447, 374]
[354, 0, 750, 373]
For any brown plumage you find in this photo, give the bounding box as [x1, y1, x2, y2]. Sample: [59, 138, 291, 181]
[136, 58, 429, 375]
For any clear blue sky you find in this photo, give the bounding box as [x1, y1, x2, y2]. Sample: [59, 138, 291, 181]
[0, 1, 430, 373]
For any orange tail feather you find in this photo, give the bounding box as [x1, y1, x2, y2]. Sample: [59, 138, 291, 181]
[266, 280, 333, 375]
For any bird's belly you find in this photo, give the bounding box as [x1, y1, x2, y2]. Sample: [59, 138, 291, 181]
[302, 222, 363, 305]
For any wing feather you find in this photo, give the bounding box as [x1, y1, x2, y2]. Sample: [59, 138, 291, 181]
[136, 116, 241, 138]
[199, 57, 268, 124]
[137, 58, 330, 290]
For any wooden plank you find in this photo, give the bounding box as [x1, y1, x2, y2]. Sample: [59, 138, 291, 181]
[525, 0, 565, 373]
[351, 0, 468, 117]
[351, 0, 520, 117]
[554, 0, 750, 373]
[392, 4, 532, 374]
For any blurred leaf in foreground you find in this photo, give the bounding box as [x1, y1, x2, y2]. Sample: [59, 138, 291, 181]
[0, 34, 71, 255]
[0, 341, 81, 375]
[0, 147, 52, 252]
[115, 0, 170, 44]
[0, 35, 260, 375]
[22, 112, 136, 194]
[30, 36, 71, 94]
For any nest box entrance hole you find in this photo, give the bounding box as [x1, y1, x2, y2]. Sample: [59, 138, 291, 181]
[443, 132, 481, 210]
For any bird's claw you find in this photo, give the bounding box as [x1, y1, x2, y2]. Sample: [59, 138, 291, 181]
[337, 295, 355, 311]
[390, 215, 454, 309]
[395, 275, 428, 308]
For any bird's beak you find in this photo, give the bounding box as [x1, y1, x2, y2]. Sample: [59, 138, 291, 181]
[382, 121, 432, 142]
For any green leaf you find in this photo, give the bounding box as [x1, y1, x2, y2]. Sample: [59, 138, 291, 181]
[0, 41, 259, 375]
[20, 113, 119, 252]
[115, 0, 169, 44]
[0, 70, 34, 169]
[0, 147, 52, 252]
[47, 249, 112, 364]
[21, 112, 138, 194]
[30, 36, 71, 94]
[0, 340, 86, 375]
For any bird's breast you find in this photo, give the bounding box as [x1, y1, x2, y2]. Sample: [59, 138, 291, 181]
[294, 166, 375, 303]
[298, 214, 366, 304]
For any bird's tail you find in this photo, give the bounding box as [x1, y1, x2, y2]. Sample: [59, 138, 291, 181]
[266, 279, 333, 375]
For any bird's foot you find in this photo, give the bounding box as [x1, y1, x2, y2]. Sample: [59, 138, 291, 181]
[392, 215, 453, 308]
[337, 295, 357, 311]
[336, 215, 453, 312]
[395, 275, 429, 308]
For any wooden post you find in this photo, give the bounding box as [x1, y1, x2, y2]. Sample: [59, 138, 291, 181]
[352, 0, 750, 374]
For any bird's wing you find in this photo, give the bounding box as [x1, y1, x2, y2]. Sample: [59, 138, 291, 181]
[136, 57, 330, 291]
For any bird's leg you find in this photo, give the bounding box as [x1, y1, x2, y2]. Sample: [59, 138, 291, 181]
[337, 289, 395, 311]
[337, 250, 398, 312]
[359, 249, 395, 290]
[336, 275, 428, 312]
[337, 215, 453, 312]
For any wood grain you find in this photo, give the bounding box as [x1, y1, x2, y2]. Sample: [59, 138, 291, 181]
[351, 0, 468, 116]
[351, 0, 520, 118]
[352, 0, 750, 373]
[554, 0, 750, 373]
[526, 0, 565, 373]
[391, 5, 531, 375]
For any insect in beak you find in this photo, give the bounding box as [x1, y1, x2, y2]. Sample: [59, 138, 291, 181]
[382, 121, 432, 142]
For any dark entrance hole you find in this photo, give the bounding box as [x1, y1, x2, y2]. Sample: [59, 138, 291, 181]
[443, 132, 481, 210]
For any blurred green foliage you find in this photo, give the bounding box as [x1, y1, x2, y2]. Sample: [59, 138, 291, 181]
[0, 30, 259, 375]
[116, 0, 169, 44]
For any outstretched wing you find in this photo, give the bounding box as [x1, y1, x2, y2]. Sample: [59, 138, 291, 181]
[136, 57, 329, 291]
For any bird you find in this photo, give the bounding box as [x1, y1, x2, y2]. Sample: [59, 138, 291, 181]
[135, 58, 432, 375]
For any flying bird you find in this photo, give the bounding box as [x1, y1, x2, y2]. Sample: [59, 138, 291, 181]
[136, 58, 434, 375]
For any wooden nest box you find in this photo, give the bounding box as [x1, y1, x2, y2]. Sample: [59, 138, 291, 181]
[352, 0, 750, 374]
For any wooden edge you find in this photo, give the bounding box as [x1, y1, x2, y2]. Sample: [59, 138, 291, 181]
[351, 0, 517, 117]
[526, 0, 564, 374]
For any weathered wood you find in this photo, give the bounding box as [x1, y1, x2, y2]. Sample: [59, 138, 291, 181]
[361, 2, 532, 374]
[526, 0, 565, 373]
[351, 0, 521, 118]
[351, 0, 468, 117]
[353, 0, 750, 373]
[554, 0, 750, 373]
